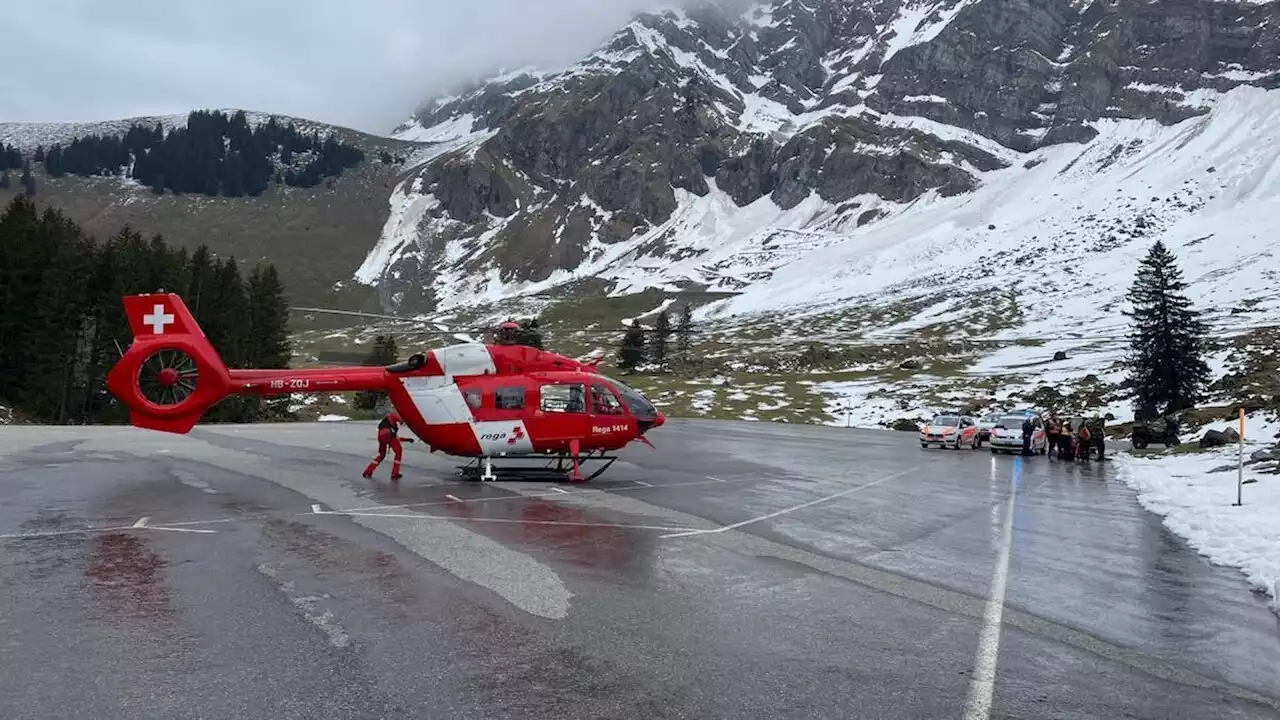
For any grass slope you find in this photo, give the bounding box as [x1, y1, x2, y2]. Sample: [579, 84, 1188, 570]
[0, 115, 426, 311]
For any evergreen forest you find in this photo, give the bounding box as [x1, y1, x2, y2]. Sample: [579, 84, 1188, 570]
[0, 196, 294, 425]
[22, 110, 365, 197]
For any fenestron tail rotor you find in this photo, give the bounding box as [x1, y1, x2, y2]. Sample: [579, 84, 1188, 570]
[137, 348, 200, 407]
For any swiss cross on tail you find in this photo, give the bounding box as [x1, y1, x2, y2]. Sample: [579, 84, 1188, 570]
[121, 293, 198, 339]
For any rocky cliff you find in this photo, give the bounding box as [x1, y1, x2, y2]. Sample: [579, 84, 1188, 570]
[360, 0, 1280, 314]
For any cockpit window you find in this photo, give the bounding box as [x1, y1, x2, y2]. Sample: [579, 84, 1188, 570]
[590, 383, 624, 414]
[598, 375, 657, 419]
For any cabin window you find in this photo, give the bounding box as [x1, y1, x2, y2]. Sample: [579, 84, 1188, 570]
[540, 383, 586, 413]
[494, 386, 525, 410]
[463, 389, 481, 410]
[590, 384, 623, 414]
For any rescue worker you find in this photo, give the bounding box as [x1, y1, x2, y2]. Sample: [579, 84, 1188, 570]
[1046, 414, 1062, 459]
[1075, 421, 1091, 462]
[1021, 416, 1034, 455]
[1091, 415, 1106, 460]
[1058, 420, 1074, 460]
[363, 411, 414, 480]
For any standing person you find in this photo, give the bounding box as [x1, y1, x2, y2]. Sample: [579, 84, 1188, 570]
[1046, 414, 1062, 459]
[1091, 415, 1106, 460]
[363, 411, 415, 481]
[1075, 421, 1091, 462]
[1021, 416, 1034, 455]
[1058, 420, 1074, 460]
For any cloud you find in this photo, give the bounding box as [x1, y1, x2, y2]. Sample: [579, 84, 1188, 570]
[1, 0, 692, 134]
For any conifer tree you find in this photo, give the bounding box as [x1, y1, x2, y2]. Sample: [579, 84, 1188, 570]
[245, 262, 293, 369]
[617, 322, 647, 373]
[1122, 240, 1212, 419]
[675, 303, 693, 368]
[649, 310, 672, 369]
[354, 335, 399, 410]
[516, 317, 543, 349]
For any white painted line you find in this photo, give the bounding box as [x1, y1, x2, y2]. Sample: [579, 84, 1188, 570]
[961, 462, 1020, 720]
[445, 494, 463, 503]
[311, 504, 323, 514]
[133, 517, 150, 528]
[325, 475, 749, 514]
[327, 510, 702, 533]
[706, 476, 726, 482]
[144, 526, 219, 534]
[661, 466, 919, 539]
[551, 487, 570, 494]
[634, 480, 653, 487]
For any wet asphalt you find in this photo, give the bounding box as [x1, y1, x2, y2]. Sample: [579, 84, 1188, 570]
[1, 418, 1278, 720]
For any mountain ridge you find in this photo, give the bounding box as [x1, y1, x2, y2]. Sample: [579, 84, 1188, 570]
[363, 0, 1280, 320]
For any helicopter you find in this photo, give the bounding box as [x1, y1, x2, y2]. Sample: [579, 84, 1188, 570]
[104, 292, 666, 483]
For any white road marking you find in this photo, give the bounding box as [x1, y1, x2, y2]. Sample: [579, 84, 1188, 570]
[133, 517, 150, 528]
[961, 460, 1021, 720]
[3, 475, 768, 541]
[551, 487, 570, 494]
[315, 509, 702, 533]
[0, 517, 239, 540]
[661, 467, 919, 539]
[145, 525, 219, 534]
[706, 476, 726, 482]
[326, 475, 751, 515]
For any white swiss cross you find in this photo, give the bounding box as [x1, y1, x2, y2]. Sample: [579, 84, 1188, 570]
[142, 303, 175, 334]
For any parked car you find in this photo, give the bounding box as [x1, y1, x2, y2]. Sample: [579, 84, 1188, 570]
[920, 414, 981, 450]
[988, 412, 1047, 454]
[976, 412, 1003, 442]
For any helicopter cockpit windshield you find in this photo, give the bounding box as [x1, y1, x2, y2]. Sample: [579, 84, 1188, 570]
[599, 375, 658, 422]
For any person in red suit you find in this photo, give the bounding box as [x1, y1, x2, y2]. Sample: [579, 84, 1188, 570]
[363, 411, 414, 480]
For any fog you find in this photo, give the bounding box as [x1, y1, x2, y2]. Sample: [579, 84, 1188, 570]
[2, 0, 734, 134]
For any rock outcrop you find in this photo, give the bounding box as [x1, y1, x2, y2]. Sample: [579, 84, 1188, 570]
[366, 0, 1280, 313]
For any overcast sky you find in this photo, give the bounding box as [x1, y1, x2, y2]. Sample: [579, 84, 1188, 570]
[1, 0, 688, 134]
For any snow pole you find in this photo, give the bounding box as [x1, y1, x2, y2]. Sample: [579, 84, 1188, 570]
[1233, 407, 1244, 507]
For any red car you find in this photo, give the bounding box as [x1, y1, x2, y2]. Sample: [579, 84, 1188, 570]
[919, 414, 981, 450]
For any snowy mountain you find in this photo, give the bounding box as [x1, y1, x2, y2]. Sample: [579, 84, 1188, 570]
[359, 0, 1280, 324]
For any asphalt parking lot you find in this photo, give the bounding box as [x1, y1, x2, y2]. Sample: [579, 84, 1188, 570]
[2, 418, 1278, 719]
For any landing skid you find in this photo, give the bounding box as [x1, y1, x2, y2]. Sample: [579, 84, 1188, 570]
[456, 450, 618, 483]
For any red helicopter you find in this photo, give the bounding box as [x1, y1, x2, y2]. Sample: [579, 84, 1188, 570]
[104, 292, 666, 483]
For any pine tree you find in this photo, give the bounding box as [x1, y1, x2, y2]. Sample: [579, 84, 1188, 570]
[516, 317, 543, 349]
[20, 164, 34, 197]
[617, 322, 647, 373]
[354, 335, 399, 411]
[675, 303, 693, 367]
[245, 261, 293, 420]
[1122, 240, 1212, 419]
[649, 310, 672, 369]
[245, 262, 292, 368]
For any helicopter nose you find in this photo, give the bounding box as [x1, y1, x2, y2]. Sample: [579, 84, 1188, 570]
[652, 411, 665, 428]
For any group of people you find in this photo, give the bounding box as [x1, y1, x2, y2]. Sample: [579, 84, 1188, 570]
[1042, 414, 1104, 462]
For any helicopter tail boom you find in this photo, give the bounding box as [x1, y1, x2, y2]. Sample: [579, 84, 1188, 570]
[106, 292, 394, 434]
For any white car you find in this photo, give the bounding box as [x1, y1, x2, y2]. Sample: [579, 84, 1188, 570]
[988, 412, 1048, 454]
[920, 414, 981, 450]
[976, 412, 1002, 443]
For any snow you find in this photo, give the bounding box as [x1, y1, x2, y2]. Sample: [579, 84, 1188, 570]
[702, 85, 1280, 335]
[1116, 421, 1280, 610]
[317, 414, 350, 422]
